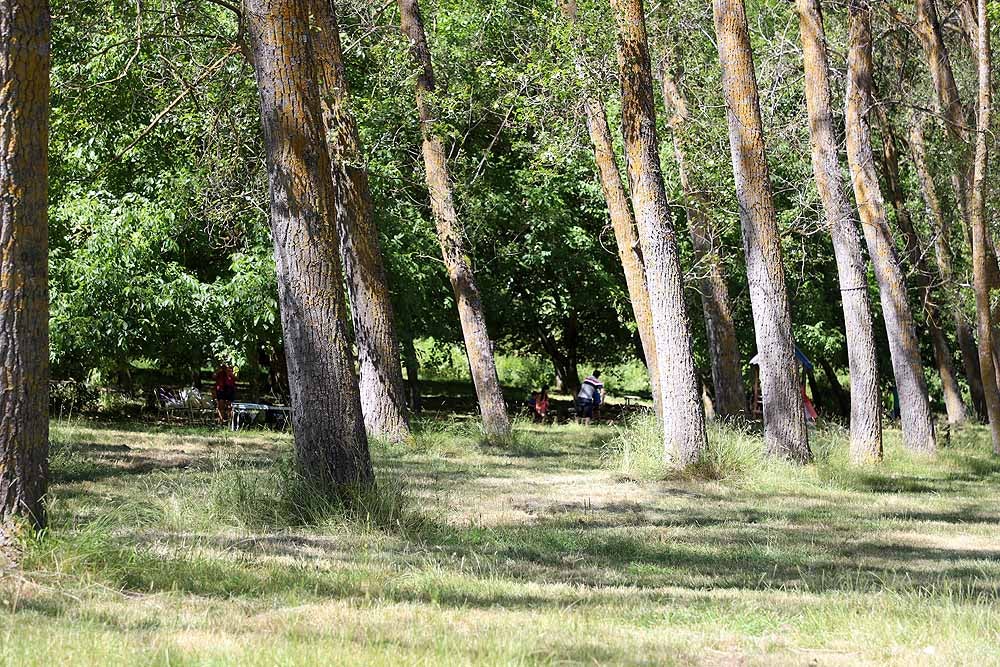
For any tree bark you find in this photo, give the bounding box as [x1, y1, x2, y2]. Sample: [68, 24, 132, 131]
[845, 1, 936, 454]
[875, 107, 966, 425]
[969, 0, 1000, 454]
[907, 117, 987, 418]
[0, 0, 50, 530]
[713, 0, 811, 462]
[611, 0, 707, 466]
[794, 0, 882, 463]
[246, 0, 373, 489]
[309, 0, 411, 443]
[661, 61, 747, 420]
[397, 0, 511, 440]
[559, 0, 661, 416]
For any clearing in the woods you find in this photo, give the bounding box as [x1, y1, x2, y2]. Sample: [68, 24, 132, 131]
[1, 419, 998, 666]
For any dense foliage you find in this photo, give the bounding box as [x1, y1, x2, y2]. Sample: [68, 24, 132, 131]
[46, 0, 996, 412]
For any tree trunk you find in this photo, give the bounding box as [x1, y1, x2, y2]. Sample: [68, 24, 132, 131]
[0, 0, 50, 530]
[969, 0, 1000, 454]
[559, 0, 661, 416]
[794, 0, 882, 463]
[401, 331, 422, 413]
[912, 0, 1000, 279]
[310, 0, 411, 444]
[611, 0, 707, 466]
[397, 0, 511, 440]
[246, 0, 373, 489]
[819, 357, 851, 419]
[875, 107, 966, 425]
[661, 61, 747, 420]
[907, 117, 987, 418]
[845, 1, 936, 454]
[713, 0, 811, 462]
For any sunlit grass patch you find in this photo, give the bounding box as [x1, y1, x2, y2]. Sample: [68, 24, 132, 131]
[3, 417, 999, 665]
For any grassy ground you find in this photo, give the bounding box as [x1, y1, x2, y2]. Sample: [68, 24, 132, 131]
[1, 416, 998, 665]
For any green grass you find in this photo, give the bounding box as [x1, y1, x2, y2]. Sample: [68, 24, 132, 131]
[1, 416, 999, 665]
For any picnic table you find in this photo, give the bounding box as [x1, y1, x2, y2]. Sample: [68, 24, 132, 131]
[231, 402, 292, 431]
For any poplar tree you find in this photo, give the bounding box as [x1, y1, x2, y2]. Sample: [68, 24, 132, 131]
[246, 0, 374, 489]
[310, 0, 411, 444]
[397, 0, 512, 440]
[845, 0, 935, 454]
[969, 0, 1000, 453]
[610, 0, 707, 465]
[559, 0, 661, 414]
[795, 0, 881, 462]
[660, 60, 746, 420]
[713, 0, 810, 462]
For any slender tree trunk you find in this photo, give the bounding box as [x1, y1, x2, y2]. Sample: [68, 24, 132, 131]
[819, 357, 850, 418]
[795, 0, 881, 462]
[310, 0, 411, 443]
[845, 1, 936, 454]
[875, 108, 966, 425]
[0, 0, 50, 530]
[611, 0, 707, 465]
[559, 0, 661, 415]
[661, 61, 746, 420]
[397, 0, 511, 440]
[908, 118, 987, 418]
[713, 0, 810, 462]
[913, 0, 1000, 278]
[246, 0, 373, 489]
[582, 101, 662, 415]
[969, 0, 1000, 454]
[401, 331, 422, 413]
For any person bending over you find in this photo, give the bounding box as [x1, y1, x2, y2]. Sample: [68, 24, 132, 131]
[576, 371, 604, 425]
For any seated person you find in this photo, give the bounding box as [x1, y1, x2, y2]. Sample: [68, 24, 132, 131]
[534, 388, 550, 423]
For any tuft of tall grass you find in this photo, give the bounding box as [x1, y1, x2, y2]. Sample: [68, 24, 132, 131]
[609, 414, 777, 482]
[209, 453, 424, 535]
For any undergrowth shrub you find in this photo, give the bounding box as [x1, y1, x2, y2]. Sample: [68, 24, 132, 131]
[209, 453, 423, 534]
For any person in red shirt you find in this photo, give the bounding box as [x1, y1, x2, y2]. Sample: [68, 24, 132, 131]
[214, 363, 236, 425]
[534, 387, 550, 423]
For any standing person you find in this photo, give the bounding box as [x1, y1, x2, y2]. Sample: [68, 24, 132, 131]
[214, 362, 236, 426]
[576, 371, 604, 425]
[534, 387, 551, 423]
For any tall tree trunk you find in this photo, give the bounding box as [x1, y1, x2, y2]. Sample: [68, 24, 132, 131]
[246, 0, 373, 489]
[310, 0, 411, 443]
[845, 1, 936, 454]
[795, 0, 882, 463]
[611, 0, 707, 465]
[819, 357, 851, 418]
[397, 0, 511, 440]
[559, 0, 661, 415]
[661, 61, 747, 420]
[713, 0, 811, 462]
[875, 108, 966, 425]
[908, 117, 987, 418]
[0, 0, 50, 530]
[969, 0, 1000, 454]
[401, 331, 422, 413]
[913, 0, 1000, 278]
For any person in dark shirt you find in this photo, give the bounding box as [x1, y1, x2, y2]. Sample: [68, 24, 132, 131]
[575, 370, 604, 425]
